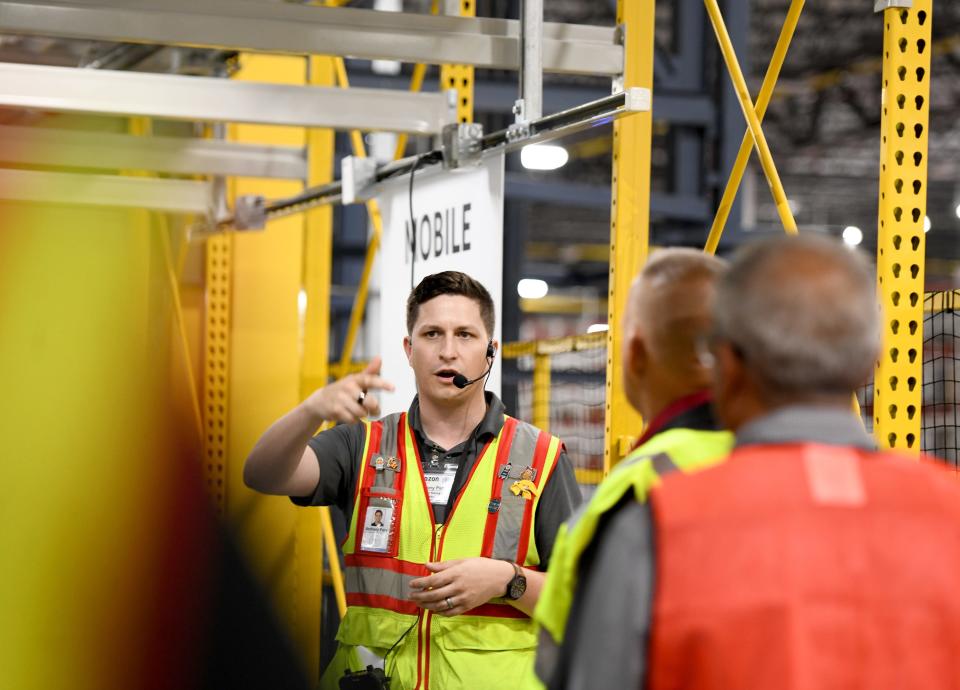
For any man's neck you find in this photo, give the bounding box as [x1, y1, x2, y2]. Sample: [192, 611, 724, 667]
[729, 393, 853, 433]
[418, 390, 488, 450]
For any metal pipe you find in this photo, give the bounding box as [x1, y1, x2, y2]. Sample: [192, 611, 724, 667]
[254, 89, 645, 223]
[518, 0, 543, 121]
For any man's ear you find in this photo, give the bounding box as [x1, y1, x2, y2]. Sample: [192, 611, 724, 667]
[714, 341, 746, 400]
[625, 331, 648, 381]
[403, 336, 413, 364]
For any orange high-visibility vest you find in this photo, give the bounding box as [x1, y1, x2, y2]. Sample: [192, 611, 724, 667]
[648, 443, 960, 690]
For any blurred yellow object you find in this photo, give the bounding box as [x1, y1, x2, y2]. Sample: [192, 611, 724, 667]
[0, 201, 197, 689]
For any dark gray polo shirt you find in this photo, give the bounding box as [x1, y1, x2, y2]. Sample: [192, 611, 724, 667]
[556, 405, 876, 690]
[292, 392, 581, 569]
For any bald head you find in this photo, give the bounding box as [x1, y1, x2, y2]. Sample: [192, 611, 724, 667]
[714, 234, 880, 405]
[621, 248, 727, 418]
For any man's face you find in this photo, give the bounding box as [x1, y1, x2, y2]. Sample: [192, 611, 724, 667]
[404, 294, 491, 404]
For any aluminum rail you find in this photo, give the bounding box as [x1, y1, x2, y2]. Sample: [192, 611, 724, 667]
[0, 0, 622, 77]
[248, 88, 650, 225]
[0, 168, 212, 213]
[0, 125, 307, 178]
[0, 61, 453, 133]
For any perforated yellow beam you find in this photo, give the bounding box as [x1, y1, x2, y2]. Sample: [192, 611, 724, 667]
[203, 233, 231, 516]
[605, 0, 653, 470]
[874, 0, 931, 453]
[440, 0, 476, 125]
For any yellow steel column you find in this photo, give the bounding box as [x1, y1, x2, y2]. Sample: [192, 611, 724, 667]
[225, 54, 321, 677]
[440, 0, 476, 125]
[605, 0, 653, 470]
[302, 58, 335, 409]
[532, 352, 551, 432]
[874, 0, 931, 453]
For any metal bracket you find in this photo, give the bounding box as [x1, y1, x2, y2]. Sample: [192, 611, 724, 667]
[341, 155, 379, 204]
[441, 122, 484, 169]
[506, 120, 532, 143]
[874, 0, 912, 11]
[623, 86, 652, 112]
[233, 195, 267, 230]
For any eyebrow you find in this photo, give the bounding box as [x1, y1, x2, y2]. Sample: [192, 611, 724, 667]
[416, 323, 479, 332]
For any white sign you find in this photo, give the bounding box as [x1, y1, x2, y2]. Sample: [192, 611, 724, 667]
[369, 155, 504, 417]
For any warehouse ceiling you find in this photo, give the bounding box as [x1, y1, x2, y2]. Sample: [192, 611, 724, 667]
[0, 0, 956, 288]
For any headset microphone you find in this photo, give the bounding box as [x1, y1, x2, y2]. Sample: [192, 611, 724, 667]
[452, 342, 496, 389]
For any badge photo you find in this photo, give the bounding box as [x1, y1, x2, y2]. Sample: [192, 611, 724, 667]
[360, 500, 396, 553]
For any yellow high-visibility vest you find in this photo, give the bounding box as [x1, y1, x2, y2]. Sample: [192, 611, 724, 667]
[528, 427, 734, 688]
[321, 411, 563, 690]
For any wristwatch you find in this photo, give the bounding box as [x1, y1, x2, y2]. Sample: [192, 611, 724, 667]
[502, 560, 527, 600]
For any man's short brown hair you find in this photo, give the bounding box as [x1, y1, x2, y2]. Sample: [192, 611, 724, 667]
[406, 271, 495, 336]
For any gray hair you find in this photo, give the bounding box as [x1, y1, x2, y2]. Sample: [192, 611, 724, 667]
[641, 247, 727, 286]
[714, 234, 881, 396]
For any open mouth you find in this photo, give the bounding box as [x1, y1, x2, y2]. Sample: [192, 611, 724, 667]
[434, 368, 460, 383]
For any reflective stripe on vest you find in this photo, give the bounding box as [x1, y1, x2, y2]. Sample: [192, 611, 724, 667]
[531, 427, 733, 688]
[337, 411, 563, 690]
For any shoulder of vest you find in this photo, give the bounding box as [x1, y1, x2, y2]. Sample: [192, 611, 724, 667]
[507, 415, 562, 445]
[622, 428, 732, 465]
[376, 412, 404, 428]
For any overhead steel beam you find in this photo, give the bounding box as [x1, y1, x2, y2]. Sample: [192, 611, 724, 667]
[0, 168, 212, 213]
[0, 0, 623, 76]
[0, 125, 307, 178]
[0, 62, 453, 133]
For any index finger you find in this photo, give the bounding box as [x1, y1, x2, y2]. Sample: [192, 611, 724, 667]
[409, 573, 444, 591]
[354, 373, 395, 392]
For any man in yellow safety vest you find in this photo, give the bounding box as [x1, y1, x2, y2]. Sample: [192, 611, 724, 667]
[245, 270, 581, 689]
[531, 249, 732, 688]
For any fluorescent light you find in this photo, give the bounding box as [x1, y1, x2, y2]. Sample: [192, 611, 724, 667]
[955, 203, 960, 220]
[842, 225, 863, 247]
[924, 215, 932, 233]
[298, 289, 307, 316]
[517, 278, 549, 299]
[587, 323, 608, 334]
[520, 144, 568, 171]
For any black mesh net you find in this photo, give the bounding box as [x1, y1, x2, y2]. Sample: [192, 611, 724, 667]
[921, 291, 959, 467]
[858, 291, 959, 468]
[504, 345, 607, 490]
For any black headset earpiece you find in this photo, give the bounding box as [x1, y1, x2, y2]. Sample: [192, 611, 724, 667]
[486, 341, 496, 359]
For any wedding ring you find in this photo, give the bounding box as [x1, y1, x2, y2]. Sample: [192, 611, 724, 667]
[356, 390, 366, 406]
[445, 597, 454, 611]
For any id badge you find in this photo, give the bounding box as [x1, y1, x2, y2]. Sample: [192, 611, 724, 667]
[360, 496, 398, 554]
[423, 463, 457, 506]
